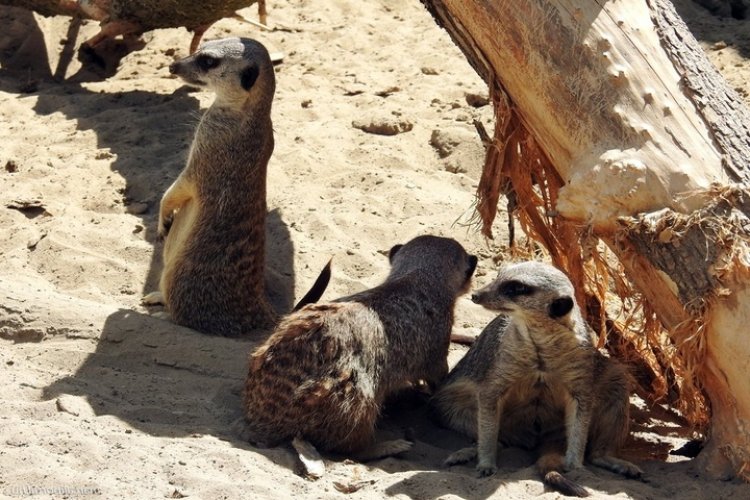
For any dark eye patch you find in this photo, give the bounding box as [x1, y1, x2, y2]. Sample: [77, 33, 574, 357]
[196, 54, 220, 71]
[500, 280, 534, 297]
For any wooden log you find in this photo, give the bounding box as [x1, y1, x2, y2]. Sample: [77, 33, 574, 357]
[421, 0, 750, 479]
[0, 0, 264, 54]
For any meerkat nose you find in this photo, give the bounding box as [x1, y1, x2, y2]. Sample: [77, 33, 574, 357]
[168, 62, 179, 74]
[471, 293, 480, 303]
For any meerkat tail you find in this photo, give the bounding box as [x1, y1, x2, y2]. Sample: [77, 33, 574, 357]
[292, 258, 332, 311]
[537, 452, 589, 498]
[291, 437, 326, 480]
[353, 439, 413, 462]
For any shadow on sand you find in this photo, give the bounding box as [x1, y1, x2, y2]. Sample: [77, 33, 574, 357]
[1, 3, 296, 468]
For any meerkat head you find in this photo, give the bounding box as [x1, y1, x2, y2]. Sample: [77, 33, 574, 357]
[387, 235, 478, 295]
[471, 261, 577, 323]
[169, 37, 275, 108]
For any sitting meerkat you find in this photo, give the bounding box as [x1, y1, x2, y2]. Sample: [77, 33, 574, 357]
[143, 37, 286, 336]
[432, 261, 642, 497]
[243, 235, 478, 461]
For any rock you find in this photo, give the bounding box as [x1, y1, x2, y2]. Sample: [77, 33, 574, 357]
[429, 127, 476, 158]
[56, 395, 94, 418]
[352, 115, 414, 136]
[421, 66, 439, 75]
[126, 202, 149, 215]
[4, 159, 18, 172]
[465, 92, 490, 107]
[429, 127, 486, 178]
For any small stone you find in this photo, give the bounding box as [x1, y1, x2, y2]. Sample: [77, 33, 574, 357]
[133, 224, 144, 234]
[445, 158, 467, 174]
[429, 128, 476, 158]
[375, 86, 400, 97]
[301, 99, 312, 108]
[26, 230, 47, 250]
[95, 150, 114, 160]
[711, 41, 728, 51]
[465, 92, 490, 107]
[4, 160, 18, 172]
[352, 115, 414, 136]
[421, 66, 439, 75]
[126, 202, 149, 215]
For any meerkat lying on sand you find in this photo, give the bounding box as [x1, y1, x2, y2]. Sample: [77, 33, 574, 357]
[432, 261, 642, 497]
[243, 235, 478, 463]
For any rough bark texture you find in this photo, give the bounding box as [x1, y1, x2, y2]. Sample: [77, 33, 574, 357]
[421, 0, 750, 479]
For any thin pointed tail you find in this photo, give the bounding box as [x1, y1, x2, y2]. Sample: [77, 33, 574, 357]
[292, 258, 332, 311]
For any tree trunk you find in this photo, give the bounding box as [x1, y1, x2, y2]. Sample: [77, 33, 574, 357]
[421, 0, 750, 480]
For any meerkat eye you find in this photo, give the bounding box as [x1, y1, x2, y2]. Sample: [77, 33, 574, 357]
[196, 54, 220, 71]
[500, 280, 534, 297]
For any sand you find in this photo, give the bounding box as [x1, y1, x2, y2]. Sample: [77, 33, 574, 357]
[1, 0, 749, 498]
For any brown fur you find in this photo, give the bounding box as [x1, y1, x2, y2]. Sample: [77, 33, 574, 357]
[433, 261, 642, 496]
[144, 38, 276, 336]
[243, 235, 478, 456]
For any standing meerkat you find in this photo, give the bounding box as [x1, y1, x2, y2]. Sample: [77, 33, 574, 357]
[243, 235, 478, 460]
[142, 37, 279, 336]
[432, 261, 642, 497]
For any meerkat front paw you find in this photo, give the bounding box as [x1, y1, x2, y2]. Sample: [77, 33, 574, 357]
[142, 291, 165, 305]
[476, 463, 497, 477]
[444, 447, 477, 466]
[157, 213, 173, 240]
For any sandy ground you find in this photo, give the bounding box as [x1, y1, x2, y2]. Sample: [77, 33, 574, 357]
[1, 0, 749, 498]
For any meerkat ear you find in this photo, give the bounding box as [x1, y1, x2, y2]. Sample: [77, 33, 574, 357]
[388, 244, 404, 262]
[240, 64, 260, 91]
[549, 296, 574, 318]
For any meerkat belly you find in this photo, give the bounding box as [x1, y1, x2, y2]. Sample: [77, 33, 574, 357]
[163, 199, 200, 266]
[500, 365, 568, 446]
[160, 198, 201, 297]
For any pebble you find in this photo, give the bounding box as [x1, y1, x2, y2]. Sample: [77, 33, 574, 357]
[126, 202, 149, 215]
[352, 115, 414, 136]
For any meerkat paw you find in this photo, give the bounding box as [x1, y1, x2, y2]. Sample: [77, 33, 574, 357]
[476, 462, 498, 477]
[444, 446, 477, 466]
[157, 214, 173, 239]
[354, 439, 413, 462]
[142, 291, 165, 305]
[292, 437, 326, 480]
[589, 456, 643, 479]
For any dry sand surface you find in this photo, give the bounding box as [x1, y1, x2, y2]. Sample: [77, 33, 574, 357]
[1, 0, 749, 498]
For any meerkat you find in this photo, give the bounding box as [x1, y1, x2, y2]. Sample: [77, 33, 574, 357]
[432, 261, 642, 497]
[142, 37, 280, 336]
[243, 235, 478, 461]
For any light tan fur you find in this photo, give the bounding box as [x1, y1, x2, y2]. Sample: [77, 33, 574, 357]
[433, 261, 642, 496]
